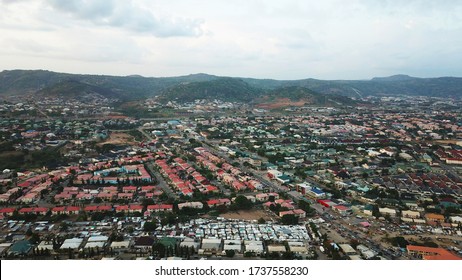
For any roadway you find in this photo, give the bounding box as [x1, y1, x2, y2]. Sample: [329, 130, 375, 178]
[144, 162, 178, 200]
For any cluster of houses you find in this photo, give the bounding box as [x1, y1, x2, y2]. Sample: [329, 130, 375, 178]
[195, 147, 264, 191]
[155, 157, 219, 197]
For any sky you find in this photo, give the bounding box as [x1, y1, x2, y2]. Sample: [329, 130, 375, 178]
[1, 0, 462, 80]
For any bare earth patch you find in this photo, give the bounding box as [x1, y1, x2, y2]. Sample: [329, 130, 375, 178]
[434, 140, 461, 145]
[220, 209, 276, 221]
[98, 132, 136, 146]
[255, 98, 309, 109]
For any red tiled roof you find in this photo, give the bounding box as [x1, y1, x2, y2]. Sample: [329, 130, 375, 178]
[51, 206, 66, 212]
[407, 245, 462, 260]
[0, 208, 16, 213]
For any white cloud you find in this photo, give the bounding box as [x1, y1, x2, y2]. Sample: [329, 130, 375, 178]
[47, 0, 204, 37]
[0, 0, 462, 79]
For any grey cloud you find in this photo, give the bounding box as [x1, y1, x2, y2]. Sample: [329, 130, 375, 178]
[48, 0, 203, 37]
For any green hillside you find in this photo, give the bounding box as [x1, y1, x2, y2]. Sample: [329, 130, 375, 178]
[156, 78, 264, 102]
[256, 86, 360, 106]
[1, 69, 461, 101]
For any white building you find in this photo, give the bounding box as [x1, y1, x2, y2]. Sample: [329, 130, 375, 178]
[379, 207, 397, 217]
[223, 240, 242, 253]
[244, 240, 264, 254]
[178, 201, 204, 210]
[288, 241, 308, 254]
[60, 238, 83, 250]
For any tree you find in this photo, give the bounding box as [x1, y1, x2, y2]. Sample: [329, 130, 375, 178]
[142, 198, 155, 208]
[29, 233, 41, 244]
[390, 236, 409, 248]
[152, 243, 166, 258]
[257, 217, 266, 224]
[298, 200, 315, 217]
[60, 222, 69, 232]
[232, 195, 253, 210]
[281, 214, 299, 225]
[143, 221, 157, 232]
[225, 250, 235, 258]
[282, 251, 296, 260]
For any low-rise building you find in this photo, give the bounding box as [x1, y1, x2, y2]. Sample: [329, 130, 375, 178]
[379, 207, 397, 217]
[244, 240, 264, 254]
[402, 210, 421, 219]
[407, 245, 462, 260]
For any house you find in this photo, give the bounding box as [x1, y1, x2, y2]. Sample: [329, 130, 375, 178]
[8, 240, 33, 257]
[60, 238, 83, 251]
[288, 241, 308, 254]
[36, 240, 54, 251]
[147, 204, 173, 212]
[85, 235, 109, 249]
[110, 240, 131, 251]
[267, 170, 282, 179]
[51, 206, 80, 215]
[180, 238, 200, 253]
[244, 240, 264, 254]
[134, 236, 155, 251]
[307, 187, 326, 199]
[122, 186, 137, 193]
[84, 205, 112, 213]
[363, 205, 374, 216]
[247, 180, 264, 190]
[402, 210, 420, 219]
[178, 202, 203, 210]
[293, 209, 306, 218]
[18, 207, 48, 216]
[356, 245, 377, 259]
[276, 174, 292, 184]
[223, 240, 242, 253]
[425, 213, 445, 223]
[200, 238, 222, 255]
[117, 192, 134, 200]
[449, 216, 462, 223]
[0, 208, 16, 217]
[128, 204, 144, 213]
[206, 198, 231, 208]
[66, 206, 80, 214]
[280, 209, 306, 219]
[318, 199, 337, 208]
[296, 183, 311, 195]
[332, 205, 351, 215]
[339, 243, 357, 256]
[267, 244, 286, 253]
[115, 205, 129, 213]
[407, 245, 462, 260]
[379, 207, 397, 217]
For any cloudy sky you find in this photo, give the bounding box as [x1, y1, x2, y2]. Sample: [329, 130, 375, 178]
[1, 0, 462, 79]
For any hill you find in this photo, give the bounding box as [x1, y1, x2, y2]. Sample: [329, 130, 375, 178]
[254, 86, 360, 109]
[0, 70, 219, 100]
[1, 70, 462, 101]
[36, 80, 119, 101]
[278, 76, 462, 98]
[156, 78, 263, 103]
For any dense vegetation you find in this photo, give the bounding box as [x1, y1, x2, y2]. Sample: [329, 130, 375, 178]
[258, 86, 360, 106]
[1, 70, 462, 102]
[156, 78, 263, 102]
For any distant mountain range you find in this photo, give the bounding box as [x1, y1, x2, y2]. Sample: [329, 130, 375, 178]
[1, 70, 461, 105]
